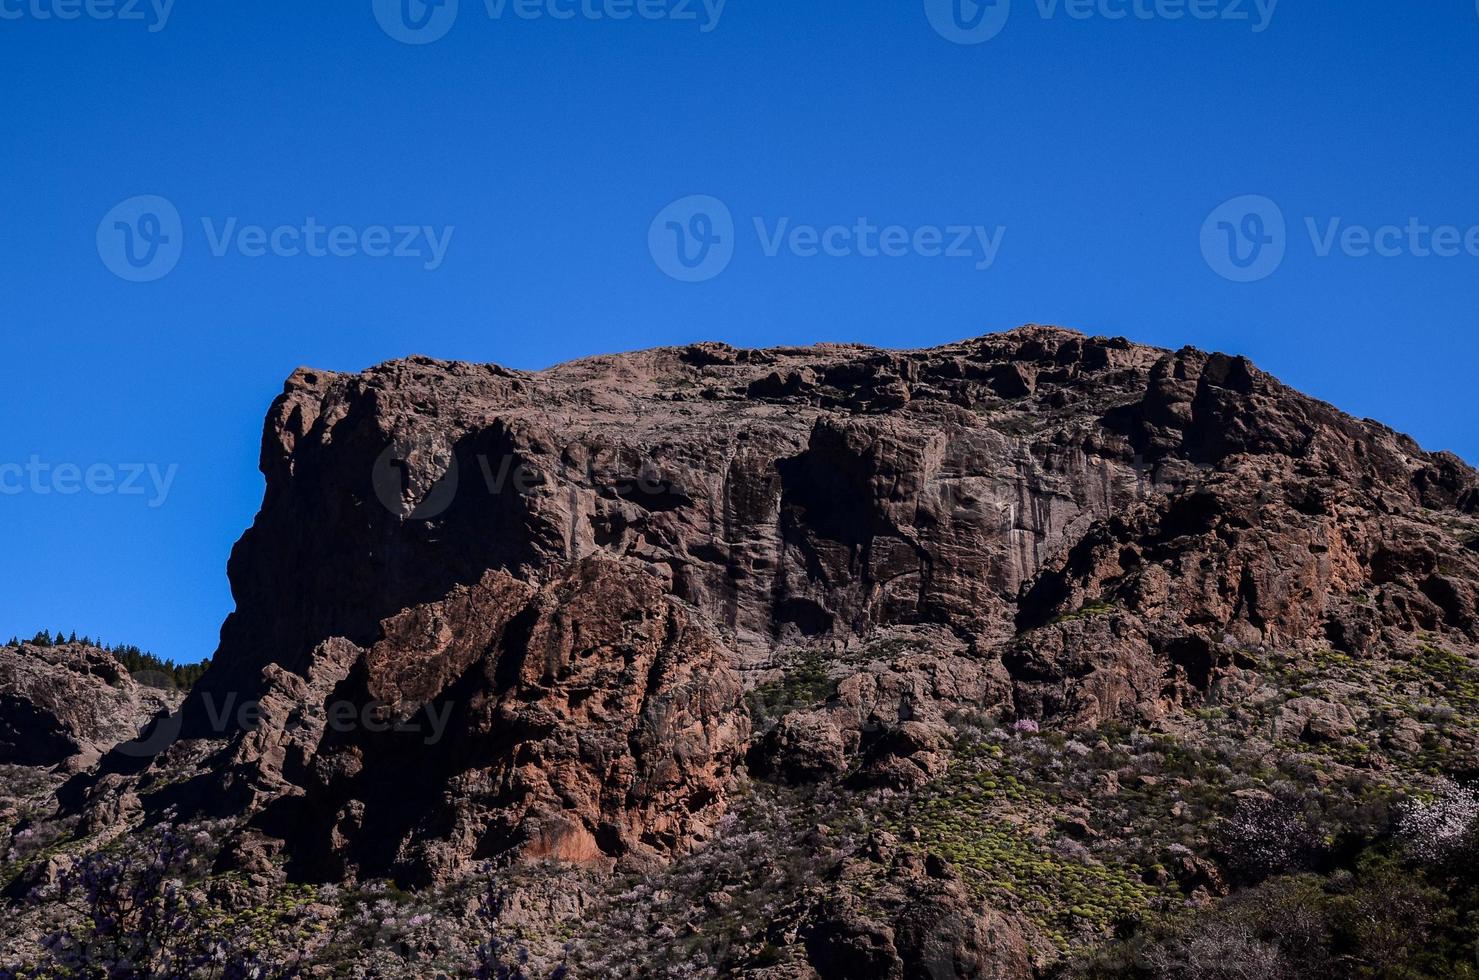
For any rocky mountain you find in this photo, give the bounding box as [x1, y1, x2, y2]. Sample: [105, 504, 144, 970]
[4, 325, 1479, 978]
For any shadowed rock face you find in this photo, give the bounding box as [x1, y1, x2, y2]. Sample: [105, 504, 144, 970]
[222, 557, 748, 885]
[149, 324, 1477, 885]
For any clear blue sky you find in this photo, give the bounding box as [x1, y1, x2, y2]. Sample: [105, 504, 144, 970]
[2, 1, 1477, 664]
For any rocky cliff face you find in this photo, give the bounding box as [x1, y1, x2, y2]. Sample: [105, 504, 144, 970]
[153, 325, 1477, 892]
[215, 557, 749, 885]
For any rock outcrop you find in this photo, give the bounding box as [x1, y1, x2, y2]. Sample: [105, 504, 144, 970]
[806, 846, 1036, 980]
[0, 643, 178, 769]
[107, 325, 1476, 889]
[220, 556, 749, 884]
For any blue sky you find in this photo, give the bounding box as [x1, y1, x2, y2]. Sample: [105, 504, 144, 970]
[1, 0, 1477, 664]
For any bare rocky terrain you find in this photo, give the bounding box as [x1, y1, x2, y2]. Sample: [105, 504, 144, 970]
[3, 325, 1478, 978]
[0, 642, 179, 772]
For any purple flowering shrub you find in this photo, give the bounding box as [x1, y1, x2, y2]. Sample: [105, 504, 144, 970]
[3, 825, 291, 980]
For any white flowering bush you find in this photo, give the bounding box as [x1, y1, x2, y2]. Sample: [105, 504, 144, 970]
[1397, 780, 1479, 866]
[1217, 796, 1322, 881]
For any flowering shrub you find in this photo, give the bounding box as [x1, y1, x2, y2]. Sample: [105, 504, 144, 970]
[4, 827, 42, 864]
[1084, 850, 1477, 980]
[1397, 780, 1479, 866]
[568, 792, 830, 977]
[1012, 718, 1041, 736]
[1217, 795, 1322, 882]
[5, 825, 291, 979]
[1140, 918, 1289, 980]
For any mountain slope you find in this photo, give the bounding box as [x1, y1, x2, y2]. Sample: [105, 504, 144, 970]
[6, 325, 1479, 978]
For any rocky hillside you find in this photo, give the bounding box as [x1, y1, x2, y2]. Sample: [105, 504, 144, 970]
[0, 642, 179, 770]
[4, 325, 1479, 978]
